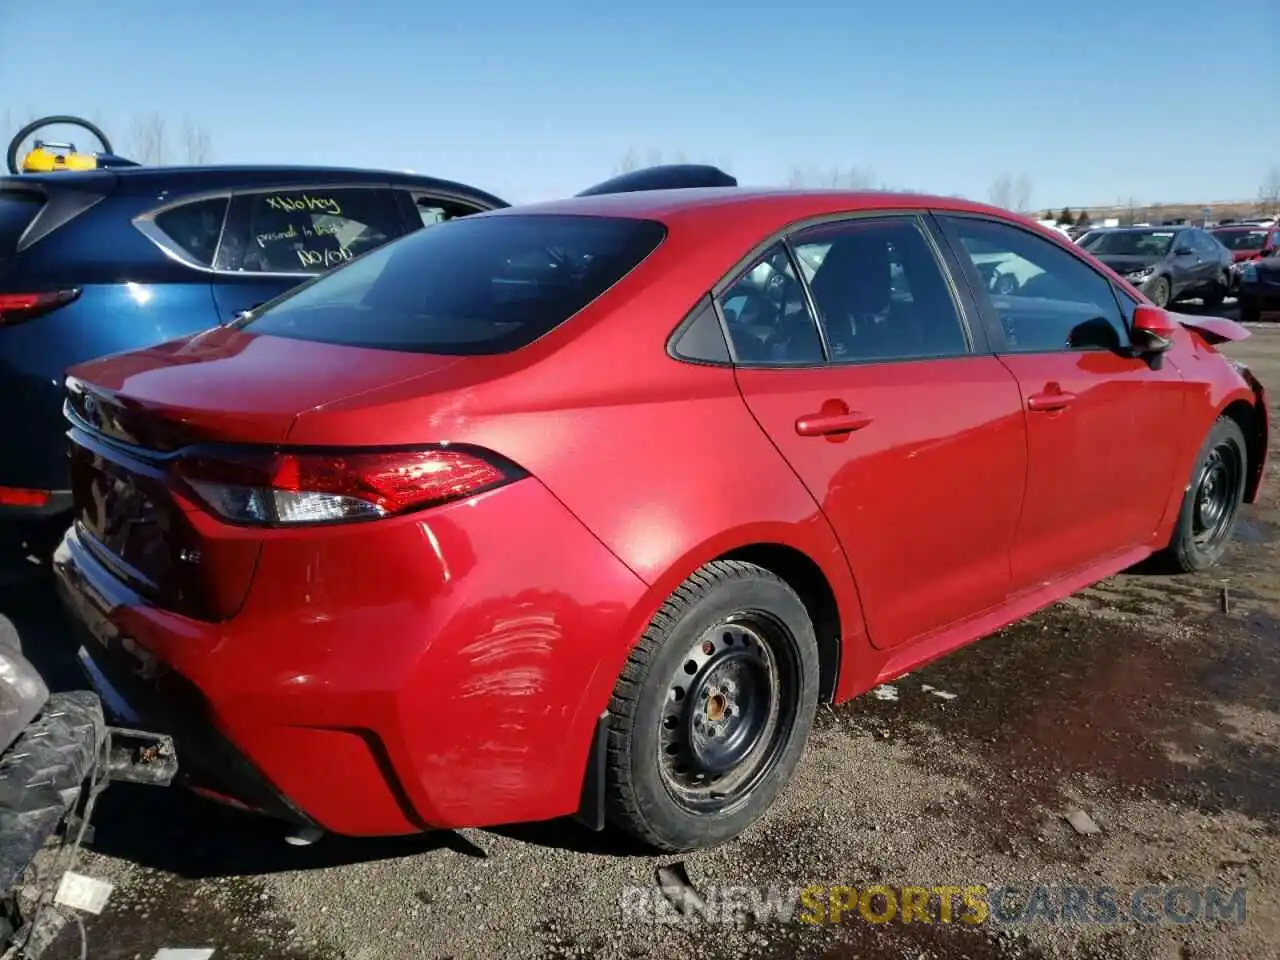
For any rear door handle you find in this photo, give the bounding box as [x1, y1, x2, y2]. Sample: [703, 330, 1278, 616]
[795, 410, 874, 436]
[1026, 389, 1077, 412]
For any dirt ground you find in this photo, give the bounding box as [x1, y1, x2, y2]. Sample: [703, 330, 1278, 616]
[4, 320, 1278, 960]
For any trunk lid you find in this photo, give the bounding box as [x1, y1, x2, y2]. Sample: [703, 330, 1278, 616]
[67, 325, 467, 446]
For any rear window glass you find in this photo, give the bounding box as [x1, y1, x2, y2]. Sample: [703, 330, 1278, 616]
[0, 192, 44, 253]
[239, 214, 667, 354]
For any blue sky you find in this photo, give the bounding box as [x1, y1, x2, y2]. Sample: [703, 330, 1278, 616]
[1, 0, 1276, 207]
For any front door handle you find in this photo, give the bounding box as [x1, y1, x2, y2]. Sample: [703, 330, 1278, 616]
[1026, 387, 1077, 412]
[795, 407, 873, 436]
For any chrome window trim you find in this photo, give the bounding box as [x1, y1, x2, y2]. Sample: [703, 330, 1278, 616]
[132, 189, 233, 275]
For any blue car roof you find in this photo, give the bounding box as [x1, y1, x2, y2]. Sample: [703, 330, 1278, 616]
[3, 164, 510, 208]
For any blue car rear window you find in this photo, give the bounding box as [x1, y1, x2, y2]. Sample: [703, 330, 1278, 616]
[238, 214, 667, 354]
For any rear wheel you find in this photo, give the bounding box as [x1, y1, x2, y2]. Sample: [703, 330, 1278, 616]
[1162, 417, 1248, 572]
[603, 560, 819, 852]
[1148, 276, 1171, 308]
[1239, 299, 1261, 324]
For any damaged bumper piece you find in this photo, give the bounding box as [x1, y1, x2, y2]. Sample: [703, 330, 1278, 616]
[1, 623, 176, 959]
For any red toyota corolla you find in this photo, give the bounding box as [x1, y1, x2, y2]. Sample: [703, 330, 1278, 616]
[52, 188, 1268, 852]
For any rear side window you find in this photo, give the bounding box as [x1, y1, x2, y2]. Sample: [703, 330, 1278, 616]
[792, 217, 969, 362]
[233, 187, 404, 274]
[0, 191, 44, 254]
[149, 197, 228, 267]
[240, 214, 667, 354]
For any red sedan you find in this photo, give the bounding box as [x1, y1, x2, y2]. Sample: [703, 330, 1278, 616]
[53, 189, 1269, 852]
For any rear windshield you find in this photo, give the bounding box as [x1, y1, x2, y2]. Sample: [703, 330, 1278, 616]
[0, 191, 44, 253]
[239, 214, 667, 354]
[1214, 229, 1269, 251]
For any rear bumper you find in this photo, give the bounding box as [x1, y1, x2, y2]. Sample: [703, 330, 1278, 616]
[54, 539, 318, 830]
[53, 477, 650, 836]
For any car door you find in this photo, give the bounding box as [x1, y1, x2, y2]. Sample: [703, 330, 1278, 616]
[210, 184, 411, 322]
[937, 214, 1191, 592]
[1189, 230, 1221, 288]
[729, 215, 1028, 650]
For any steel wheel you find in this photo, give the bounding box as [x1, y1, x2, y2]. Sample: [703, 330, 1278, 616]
[1192, 441, 1243, 549]
[656, 613, 800, 814]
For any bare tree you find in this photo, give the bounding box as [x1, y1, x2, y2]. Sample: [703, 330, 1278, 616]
[126, 112, 168, 165]
[987, 173, 1032, 212]
[615, 147, 641, 175]
[988, 173, 1015, 209]
[788, 164, 875, 189]
[1012, 174, 1033, 213]
[182, 117, 212, 164]
[1260, 166, 1280, 216]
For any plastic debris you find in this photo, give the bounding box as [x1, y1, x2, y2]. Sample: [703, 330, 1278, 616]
[921, 684, 958, 701]
[1065, 809, 1101, 835]
[53, 872, 113, 915]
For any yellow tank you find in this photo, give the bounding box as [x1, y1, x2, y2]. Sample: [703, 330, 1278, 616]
[20, 142, 102, 173]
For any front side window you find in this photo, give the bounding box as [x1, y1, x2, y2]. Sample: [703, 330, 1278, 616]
[944, 217, 1128, 353]
[794, 217, 969, 363]
[239, 213, 666, 355]
[235, 187, 405, 274]
[718, 244, 824, 365]
[407, 194, 484, 229]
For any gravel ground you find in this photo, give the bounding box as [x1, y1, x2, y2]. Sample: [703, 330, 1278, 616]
[5, 316, 1278, 960]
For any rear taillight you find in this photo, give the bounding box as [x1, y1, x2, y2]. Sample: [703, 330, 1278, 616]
[0, 486, 51, 507]
[0, 289, 80, 326]
[171, 446, 524, 526]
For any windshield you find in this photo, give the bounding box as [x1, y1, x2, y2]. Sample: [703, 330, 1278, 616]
[1213, 229, 1269, 251]
[239, 214, 667, 354]
[1080, 230, 1175, 257]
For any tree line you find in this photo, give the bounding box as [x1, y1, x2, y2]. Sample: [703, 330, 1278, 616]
[1, 109, 214, 165]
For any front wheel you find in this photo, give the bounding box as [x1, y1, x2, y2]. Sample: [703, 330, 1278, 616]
[1239, 299, 1261, 324]
[1147, 276, 1171, 308]
[1161, 417, 1248, 572]
[604, 560, 819, 852]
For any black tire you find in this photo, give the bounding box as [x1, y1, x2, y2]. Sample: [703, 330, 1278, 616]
[1148, 276, 1171, 308]
[604, 560, 819, 852]
[1202, 278, 1228, 309]
[1239, 299, 1261, 324]
[1162, 417, 1248, 573]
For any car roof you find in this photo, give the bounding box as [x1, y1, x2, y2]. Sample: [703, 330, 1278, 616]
[4, 164, 508, 206]
[1097, 225, 1186, 232]
[477, 186, 1038, 236]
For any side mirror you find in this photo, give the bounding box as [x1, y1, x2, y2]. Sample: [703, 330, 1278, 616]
[1174, 246, 1195, 257]
[1131, 304, 1177, 353]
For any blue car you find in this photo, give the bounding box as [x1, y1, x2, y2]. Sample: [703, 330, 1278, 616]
[0, 162, 736, 563]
